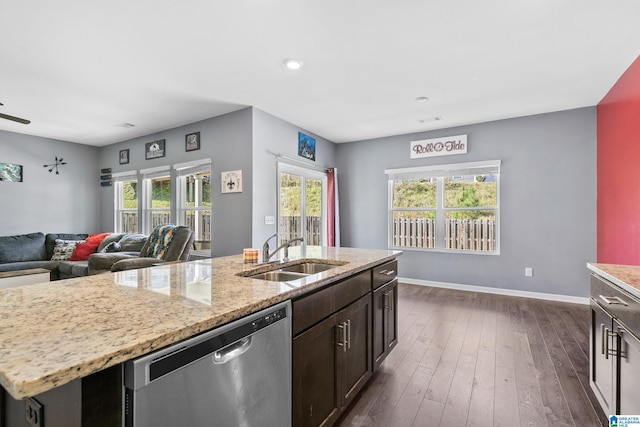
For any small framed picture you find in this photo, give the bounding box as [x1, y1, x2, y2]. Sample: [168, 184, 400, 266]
[145, 139, 166, 160]
[221, 170, 242, 193]
[298, 132, 316, 161]
[119, 149, 130, 165]
[185, 132, 201, 152]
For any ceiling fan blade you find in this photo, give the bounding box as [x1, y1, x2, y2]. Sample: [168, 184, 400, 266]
[0, 112, 31, 125]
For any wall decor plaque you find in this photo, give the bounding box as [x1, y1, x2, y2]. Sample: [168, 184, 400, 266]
[185, 132, 200, 152]
[221, 170, 242, 193]
[119, 149, 130, 165]
[145, 139, 166, 160]
[410, 134, 467, 159]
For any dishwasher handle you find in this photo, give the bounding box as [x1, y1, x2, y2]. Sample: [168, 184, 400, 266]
[213, 337, 252, 364]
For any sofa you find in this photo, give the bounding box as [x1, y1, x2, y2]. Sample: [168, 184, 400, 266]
[0, 232, 148, 280]
[87, 225, 194, 275]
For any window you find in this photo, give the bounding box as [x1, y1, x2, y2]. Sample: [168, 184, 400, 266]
[175, 160, 212, 252]
[141, 166, 172, 234]
[114, 171, 139, 233]
[386, 160, 500, 254]
[278, 163, 327, 247]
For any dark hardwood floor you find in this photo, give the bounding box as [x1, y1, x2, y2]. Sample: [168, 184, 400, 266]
[337, 283, 607, 427]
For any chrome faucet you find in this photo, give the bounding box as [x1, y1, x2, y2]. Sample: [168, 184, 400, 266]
[262, 234, 277, 263]
[262, 235, 304, 263]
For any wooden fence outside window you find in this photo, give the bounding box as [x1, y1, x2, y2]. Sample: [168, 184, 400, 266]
[392, 217, 495, 252]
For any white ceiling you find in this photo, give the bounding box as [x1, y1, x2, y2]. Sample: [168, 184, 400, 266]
[1, 0, 639, 147]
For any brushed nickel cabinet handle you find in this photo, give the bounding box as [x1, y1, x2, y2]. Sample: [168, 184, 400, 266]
[599, 295, 628, 306]
[605, 327, 610, 359]
[384, 270, 396, 276]
[378, 269, 388, 274]
[347, 320, 351, 351]
[601, 323, 606, 355]
[337, 323, 346, 352]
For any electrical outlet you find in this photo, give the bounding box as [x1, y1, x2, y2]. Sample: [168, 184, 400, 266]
[525, 267, 533, 277]
[264, 215, 275, 225]
[25, 397, 44, 427]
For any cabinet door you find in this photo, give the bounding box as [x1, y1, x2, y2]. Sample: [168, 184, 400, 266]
[337, 293, 372, 410]
[373, 280, 398, 370]
[372, 285, 386, 369]
[293, 314, 340, 427]
[615, 322, 640, 415]
[385, 279, 398, 355]
[590, 300, 614, 414]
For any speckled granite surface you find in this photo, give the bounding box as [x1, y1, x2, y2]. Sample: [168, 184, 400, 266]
[587, 263, 640, 300]
[0, 247, 400, 399]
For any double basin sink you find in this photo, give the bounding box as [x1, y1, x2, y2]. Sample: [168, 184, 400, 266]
[238, 259, 348, 282]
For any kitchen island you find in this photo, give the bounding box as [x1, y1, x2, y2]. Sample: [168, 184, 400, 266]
[587, 263, 640, 417]
[0, 247, 400, 426]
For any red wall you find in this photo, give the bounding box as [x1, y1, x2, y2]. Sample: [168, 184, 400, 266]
[598, 55, 640, 264]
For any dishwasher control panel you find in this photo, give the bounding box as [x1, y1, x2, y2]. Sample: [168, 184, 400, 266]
[253, 307, 287, 331]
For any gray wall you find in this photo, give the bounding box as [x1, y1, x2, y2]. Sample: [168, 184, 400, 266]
[251, 108, 337, 249]
[97, 108, 253, 257]
[0, 130, 100, 235]
[337, 108, 597, 298]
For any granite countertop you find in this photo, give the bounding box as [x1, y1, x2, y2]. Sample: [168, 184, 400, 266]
[0, 247, 400, 400]
[587, 263, 640, 300]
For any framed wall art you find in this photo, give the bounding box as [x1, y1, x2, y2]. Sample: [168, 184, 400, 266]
[298, 132, 316, 161]
[0, 163, 23, 182]
[185, 132, 200, 152]
[221, 170, 242, 193]
[119, 149, 130, 165]
[145, 139, 166, 160]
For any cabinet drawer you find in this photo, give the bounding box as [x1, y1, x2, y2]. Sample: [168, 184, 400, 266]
[591, 274, 640, 335]
[372, 260, 397, 290]
[293, 270, 371, 336]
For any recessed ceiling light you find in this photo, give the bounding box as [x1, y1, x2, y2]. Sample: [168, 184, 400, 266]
[415, 96, 429, 103]
[283, 58, 303, 70]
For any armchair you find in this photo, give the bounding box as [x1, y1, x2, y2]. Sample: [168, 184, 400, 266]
[88, 225, 194, 274]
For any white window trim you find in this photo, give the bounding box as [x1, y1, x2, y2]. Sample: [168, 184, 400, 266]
[277, 162, 328, 247]
[386, 160, 501, 255]
[113, 171, 139, 233]
[175, 161, 212, 256]
[141, 166, 172, 234]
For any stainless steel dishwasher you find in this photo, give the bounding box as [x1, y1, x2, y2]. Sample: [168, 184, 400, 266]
[123, 300, 292, 427]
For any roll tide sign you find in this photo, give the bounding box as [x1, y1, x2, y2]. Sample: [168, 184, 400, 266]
[410, 134, 467, 159]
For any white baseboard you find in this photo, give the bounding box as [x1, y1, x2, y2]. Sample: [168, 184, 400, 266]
[398, 276, 590, 305]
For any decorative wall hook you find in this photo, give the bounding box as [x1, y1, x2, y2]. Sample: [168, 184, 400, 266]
[43, 156, 67, 174]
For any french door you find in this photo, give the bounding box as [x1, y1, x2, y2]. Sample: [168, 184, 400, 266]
[278, 163, 327, 247]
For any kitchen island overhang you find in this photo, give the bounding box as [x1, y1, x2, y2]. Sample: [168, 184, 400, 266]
[0, 246, 401, 401]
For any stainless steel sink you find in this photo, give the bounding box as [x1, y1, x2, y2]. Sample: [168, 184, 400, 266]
[248, 271, 309, 282]
[240, 259, 348, 282]
[280, 263, 336, 274]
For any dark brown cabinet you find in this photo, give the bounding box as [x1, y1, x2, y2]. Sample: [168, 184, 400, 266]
[293, 313, 340, 427]
[373, 279, 398, 369]
[292, 266, 384, 427]
[590, 273, 640, 415]
[372, 260, 398, 370]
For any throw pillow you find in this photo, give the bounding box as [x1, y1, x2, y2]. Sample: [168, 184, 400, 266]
[100, 241, 122, 253]
[50, 239, 84, 261]
[86, 232, 110, 245]
[140, 225, 179, 259]
[69, 241, 101, 261]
